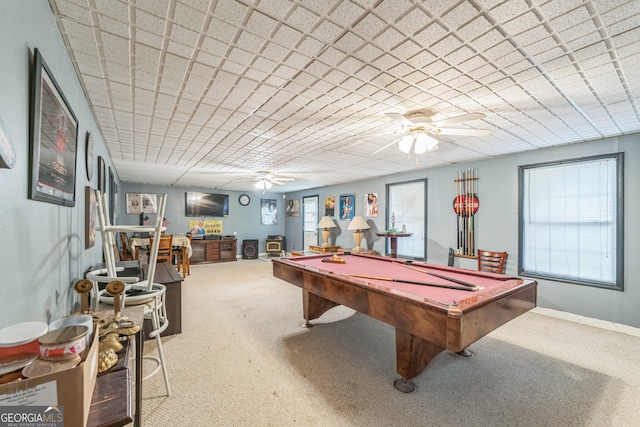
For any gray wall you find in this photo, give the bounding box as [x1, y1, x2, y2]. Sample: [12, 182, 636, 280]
[1, 2, 637, 331]
[0, 1, 118, 326]
[284, 137, 640, 328]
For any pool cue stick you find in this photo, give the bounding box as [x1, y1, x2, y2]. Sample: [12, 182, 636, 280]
[456, 170, 461, 252]
[347, 274, 479, 291]
[394, 262, 477, 288]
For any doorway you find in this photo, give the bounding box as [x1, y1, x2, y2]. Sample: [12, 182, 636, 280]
[302, 195, 319, 250]
[386, 179, 427, 260]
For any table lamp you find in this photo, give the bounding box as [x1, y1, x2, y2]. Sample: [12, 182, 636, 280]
[347, 216, 370, 253]
[317, 216, 336, 247]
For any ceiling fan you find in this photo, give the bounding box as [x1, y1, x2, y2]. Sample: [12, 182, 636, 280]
[253, 171, 294, 193]
[371, 109, 490, 156]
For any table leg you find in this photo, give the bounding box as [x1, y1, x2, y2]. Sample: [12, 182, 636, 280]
[134, 326, 143, 426]
[389, 237, 398, 258]
[302, 290, 339, 328]
[395, 329, 445, 393]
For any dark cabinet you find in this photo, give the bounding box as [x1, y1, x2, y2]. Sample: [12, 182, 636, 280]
[191, 239, 237, 263]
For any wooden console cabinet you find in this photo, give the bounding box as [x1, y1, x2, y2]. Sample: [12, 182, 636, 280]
[191, 239, 237, 263]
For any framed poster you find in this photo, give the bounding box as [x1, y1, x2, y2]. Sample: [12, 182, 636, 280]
[260, 199, 278, 225]
[365, 193, 378, 217]
[29, 48, 79, 206]
[286, 199, 300, 217]
[325, 196, 335, 216]
[85, 131, 94, 180]
[97, 156, 105, 192]
[339, 194, 355, 220]
[126, 193, 157, 214]
[85, 186, 96, 249]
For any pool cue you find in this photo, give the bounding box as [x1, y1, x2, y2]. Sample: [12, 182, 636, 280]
[395, 262, 478, 288]
[347, 274, 479, 291]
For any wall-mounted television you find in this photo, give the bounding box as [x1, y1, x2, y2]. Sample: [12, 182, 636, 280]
[185, 192, 229, 217]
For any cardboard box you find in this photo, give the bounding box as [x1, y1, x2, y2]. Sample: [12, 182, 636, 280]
[0, 325, 99, 427]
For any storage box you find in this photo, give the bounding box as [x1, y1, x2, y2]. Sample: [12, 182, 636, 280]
[0, 324, 99, 427]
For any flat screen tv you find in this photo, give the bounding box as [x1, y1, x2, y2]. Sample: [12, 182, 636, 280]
[185, 192, 229, 217]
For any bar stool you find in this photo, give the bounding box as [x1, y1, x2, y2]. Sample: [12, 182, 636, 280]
[87, 191, 171, 397]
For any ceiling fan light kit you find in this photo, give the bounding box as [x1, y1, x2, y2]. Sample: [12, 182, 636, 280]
[375, 110, 489, 157]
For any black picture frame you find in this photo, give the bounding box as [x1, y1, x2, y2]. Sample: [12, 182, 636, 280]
[29, 48, 79, 207]
[97, 155, 105, 192]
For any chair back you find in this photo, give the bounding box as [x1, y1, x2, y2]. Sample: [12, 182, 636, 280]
[477, 249, 507, 274]
[151, 234, 173, 263]
[120, 233, 131, 261]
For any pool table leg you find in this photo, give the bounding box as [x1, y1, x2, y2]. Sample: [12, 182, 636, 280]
[395, 329, 446, 393]
[301, 290, 339, 328]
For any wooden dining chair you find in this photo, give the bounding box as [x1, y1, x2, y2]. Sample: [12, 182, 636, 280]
[174, 232, 192, 278]
[150, 234, 173, 264]
[477, 249, 507, 274]
[119, 233, 131, 261]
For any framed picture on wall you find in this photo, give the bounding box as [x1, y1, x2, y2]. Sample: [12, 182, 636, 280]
[261, 199, 278, 225]
[85, 186, 96, 249]
[286, 199, 300, 217]
[339, 194, 355, 220]
[325, 196, 335, 216]
[97, 156, 105, 192]
[365, 193, 378, 217]
[28, 48, 79, 207]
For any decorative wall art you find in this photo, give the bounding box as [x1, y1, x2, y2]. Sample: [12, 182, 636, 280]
[85, 186, 96, 249]
[29, 48, 79, 206]
[339, 194, 355, 220]
[286, 199, 300, 217]
[365, 193, 378, 217]
[261, 199, 278, 225]
[97, 156, 105, 192]
[126, 193, 157, 214]
[85, 131, 94, 180]
[325, 196, 335, 216]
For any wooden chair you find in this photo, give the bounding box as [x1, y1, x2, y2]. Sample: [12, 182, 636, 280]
[150, 234, 173, 264]
[174, 232, 192, 278]
[119, 233, 131, 261]
[477, 249, 507, 274]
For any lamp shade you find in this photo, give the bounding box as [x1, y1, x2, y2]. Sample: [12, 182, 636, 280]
[317, 216, 336, 229]
[415, 133, 438, 153]
[347, 216, 370, 231]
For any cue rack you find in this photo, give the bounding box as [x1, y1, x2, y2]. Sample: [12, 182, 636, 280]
[454, 168, 479, 257]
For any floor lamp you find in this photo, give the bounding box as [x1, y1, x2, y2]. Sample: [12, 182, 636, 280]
[318, 216, 336, 247]
[348, 216, 370, 253]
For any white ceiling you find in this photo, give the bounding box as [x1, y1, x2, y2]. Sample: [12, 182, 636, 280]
[49, 0, 640, 193]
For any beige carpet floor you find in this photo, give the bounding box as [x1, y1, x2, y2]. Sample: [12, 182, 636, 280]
[138, 259, 640, 426]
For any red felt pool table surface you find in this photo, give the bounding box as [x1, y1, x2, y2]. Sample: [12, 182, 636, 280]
[272, 253, 537, 392]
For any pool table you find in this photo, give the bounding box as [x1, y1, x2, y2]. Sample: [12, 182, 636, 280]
[272, 253, 537, 392]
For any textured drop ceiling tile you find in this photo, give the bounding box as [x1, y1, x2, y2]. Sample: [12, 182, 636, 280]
[413, 22, 449, 48]
[394, 6, 431, 36]
[136, 0, 169, 18]
[136, 10, 166, 35]
[352, 11, 387, 39]
[287, 4, 320, 32]
[430, 34, 463, 57]
[313, 19, 345, 44]
[214, 0, 249, 27]
[457, 15, 493, 41]
[173, 2, 206, 29]
[442, 1, 481, 30]
[170, 24, 200, 47]
[373, 0, 414, 24]
[330, 0, 365, 27]
[135, 29, 163, 49]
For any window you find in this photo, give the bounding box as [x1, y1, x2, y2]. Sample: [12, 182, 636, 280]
[519, 153, 624, 290]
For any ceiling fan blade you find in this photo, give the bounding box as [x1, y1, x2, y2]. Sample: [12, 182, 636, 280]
[435, 127, 491, 136]
[371, 138, 402, 155]
[385, 113, 414, 127]
[431, 113, 486, 127]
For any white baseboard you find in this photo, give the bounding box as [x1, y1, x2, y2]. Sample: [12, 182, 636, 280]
[532, 307, 640, 337]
